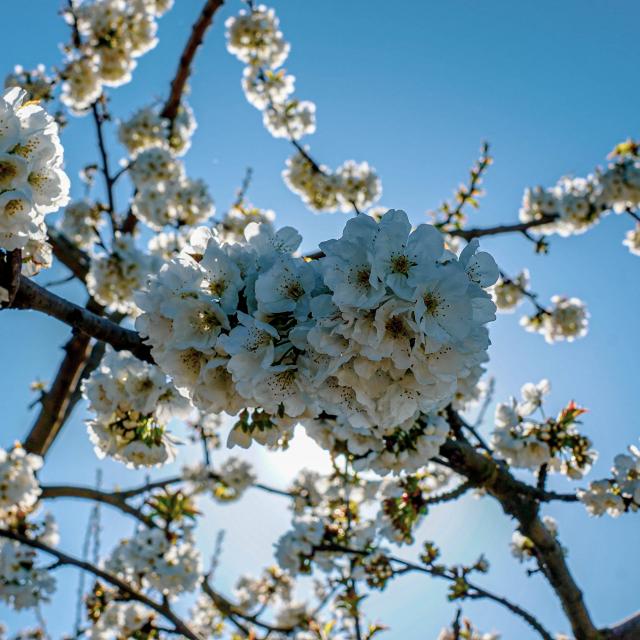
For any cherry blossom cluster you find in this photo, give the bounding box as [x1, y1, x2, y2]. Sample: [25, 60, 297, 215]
[275, 497, 376, 577]
[0, 87, 69, 267]
[276, 466, 460, 590]
[58, 199, 105, 251]
[4, 65, 55, 103]
[189, 595, 225, 639]
[87, 233, 157, 314]
[0, 513, 59, 611]
[129, 145, 215, 231]
[81, 348, 190, 468]
[135, 210, 498, 473]
[0, 446, 42, 522]
[0, 540, 56, 611]
[492, 380, 595, 478]
[578, 443, 640, 517]
[225, 5, 382, 213]
[276, 470, 398, 582]
[377, 465, 455, 544]
[88, 600, 156, 640]
[283, 152, 382, 213]
[491, 269, 529, 312]
[61, 0, 173, 114]
[144, 197, 271, 264]
[520, 295, 589, 344]
[105, 526, 202, 596]
[183, 456, 256, 502]
[225, 6, 310, 138]
[520, 153, 640, 254]
[119, 102, 196, 157]
[216, 200, 276, 245]
[233, 565, 294, 614]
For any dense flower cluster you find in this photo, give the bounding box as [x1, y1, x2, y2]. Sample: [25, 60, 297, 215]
[233, 566, 294, 612]
[520, 154, 640, 251]
[135, 210, 497, 472]
[491, 270, 529, 312]
[58, 199, 104, 250]
[129, 146, 214, 231]
[0, 445, 42, 521]
[87, 233, 156, 314]
[61, 0, 173, 113]
[226, 5, 381, 213]
[82, 348, 190, 468]
[0, 87, 69, 258]
[520, 295, 589, 344]
[183, 456, 256, 502]
[4, 65, 54, 103]
[283, 152, 382, 213]
[377, 465, 454, 543]
[275, 471, 387, 578]
[216, 201, 276, 244]
[0, 540, 56, 610]
[190, 594, 225, 639]
[492, 381, 595, 478]
[106, 526, 202, 596]
[89, 601, 156, 640]
[578, 443, 640, 517]
[119, 102, 196, 157]
[226, 5, 313, 140]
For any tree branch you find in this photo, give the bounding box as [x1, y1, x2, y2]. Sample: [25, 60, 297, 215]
[160, 0, 225, 124]
[448, 214, 558, 241]
[40, 485, 153, 527]
[9, 275, 152, 362]
[91, 101, 117, 231]
[439, 429, 598, 640]
[602, 612, 640, 639]
[24, 330, 92, 456]
[47, 226, 91, 282]
[0, 528, 201, 640]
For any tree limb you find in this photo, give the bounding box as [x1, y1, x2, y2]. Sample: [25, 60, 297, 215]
[448, 214, 558, 240]
[9, 275, 152, 362]
[40, 485, 153, 527]
[439, 429, 598, 640]
[160, 0, 225, 124]
[24, 330, 93, 456]
[0, 528, 201, 640]
[602, 612, 640, 639]
[47, 226, 91, 282]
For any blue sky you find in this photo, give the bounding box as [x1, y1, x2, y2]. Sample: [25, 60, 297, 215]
[1, 1, 639, 638]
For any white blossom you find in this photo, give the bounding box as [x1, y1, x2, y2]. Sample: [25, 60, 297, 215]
[0, 446, 42, 520]
[106, 527, 202, 596]
[520, 295, 589, 344]
[82, 348, 190, 468]
[0, 88, 69, 252]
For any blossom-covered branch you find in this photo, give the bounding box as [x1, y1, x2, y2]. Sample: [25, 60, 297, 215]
[0, 528, 201, 640]
[440, 431, 598, 639]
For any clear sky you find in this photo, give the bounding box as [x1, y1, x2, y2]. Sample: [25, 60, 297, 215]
[1, 1, 639, 638]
